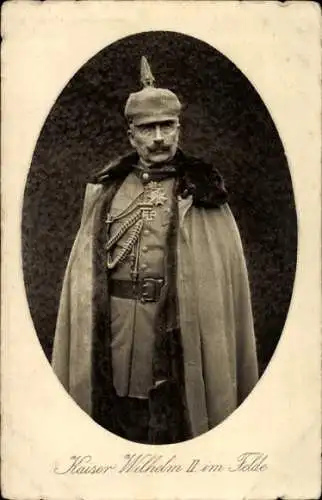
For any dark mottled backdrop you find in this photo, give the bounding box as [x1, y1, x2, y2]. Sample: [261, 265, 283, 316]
[22, 31, 297, 375]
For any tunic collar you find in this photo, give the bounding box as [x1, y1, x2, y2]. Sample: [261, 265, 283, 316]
[132, 163, 177, 184]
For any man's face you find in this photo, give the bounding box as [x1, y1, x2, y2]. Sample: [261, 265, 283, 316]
[128, 119, 180, 166]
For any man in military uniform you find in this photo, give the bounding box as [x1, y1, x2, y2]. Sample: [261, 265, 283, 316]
[52, 57, 258, 444]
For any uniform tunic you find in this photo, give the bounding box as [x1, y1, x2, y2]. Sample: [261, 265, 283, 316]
[108, 172, 174, 398]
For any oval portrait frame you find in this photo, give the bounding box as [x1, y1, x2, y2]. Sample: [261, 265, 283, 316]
[22, 31, 297, 442]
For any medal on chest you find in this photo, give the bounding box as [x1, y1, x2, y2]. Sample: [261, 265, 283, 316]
[140, 181, 168, 221]
[144, 181, 168, 206]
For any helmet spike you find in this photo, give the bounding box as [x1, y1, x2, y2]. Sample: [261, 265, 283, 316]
[140, 56, 155, 88]
[125, 56, 181, 124]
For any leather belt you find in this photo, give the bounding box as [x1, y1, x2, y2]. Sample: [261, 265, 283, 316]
[110, 278, 165, 303]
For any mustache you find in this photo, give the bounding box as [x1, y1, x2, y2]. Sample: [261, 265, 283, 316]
[148, 145, 169, 153]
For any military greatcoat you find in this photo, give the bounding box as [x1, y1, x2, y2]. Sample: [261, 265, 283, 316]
[51, 149, 259, 442]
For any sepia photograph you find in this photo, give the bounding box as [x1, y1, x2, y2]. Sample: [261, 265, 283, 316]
[2, 2, 321, 499]
[22, 31, 297, 444]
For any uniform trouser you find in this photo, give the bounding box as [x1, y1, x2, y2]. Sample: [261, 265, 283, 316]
[113, 396, 150, 444]
[112, 380, 189, 445]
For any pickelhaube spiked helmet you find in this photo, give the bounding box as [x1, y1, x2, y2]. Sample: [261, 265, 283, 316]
[124, 56, 181, 125]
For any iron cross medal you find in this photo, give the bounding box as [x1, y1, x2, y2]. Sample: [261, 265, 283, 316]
[144, 181, 168, 206]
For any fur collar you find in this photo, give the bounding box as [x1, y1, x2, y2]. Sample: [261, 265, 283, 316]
[91, 149, 228, 208]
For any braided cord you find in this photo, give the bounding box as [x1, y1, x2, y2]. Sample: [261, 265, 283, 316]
[107, 219, 143, 270]
[106, 209, 142, 251]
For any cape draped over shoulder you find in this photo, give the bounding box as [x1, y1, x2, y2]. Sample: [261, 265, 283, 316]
[51, 151, 258, 438]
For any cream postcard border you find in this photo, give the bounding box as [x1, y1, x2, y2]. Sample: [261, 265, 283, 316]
[2, 2, 321, 499]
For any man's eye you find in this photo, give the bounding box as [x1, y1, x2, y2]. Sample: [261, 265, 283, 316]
[161, 127, 173, 134]
[160, 122, 176, 132]
[138, 126, 153, 134]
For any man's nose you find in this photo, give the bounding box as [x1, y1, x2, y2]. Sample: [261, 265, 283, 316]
[153, 125, 163, 142]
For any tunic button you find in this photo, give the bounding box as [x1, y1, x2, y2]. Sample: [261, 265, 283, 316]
[143, 229, 150, 236]
[142, 172, 149, 181]
[141, 263, 148, 270]
[142, 246, 148, 252]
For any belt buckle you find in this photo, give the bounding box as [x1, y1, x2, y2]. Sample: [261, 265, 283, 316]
[141, 278, 163, 302]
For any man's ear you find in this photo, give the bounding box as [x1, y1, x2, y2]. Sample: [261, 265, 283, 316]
[127, 128, 135, 148]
